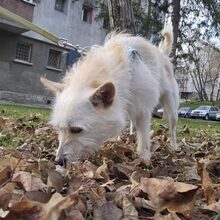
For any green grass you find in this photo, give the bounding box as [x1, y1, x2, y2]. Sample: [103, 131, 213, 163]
[180, 100, 220, 109]
[152, 117, 220, 140]
[0, 104, 50, 122]
[0, 104, 51, 148]
[0, 104, 219, 147]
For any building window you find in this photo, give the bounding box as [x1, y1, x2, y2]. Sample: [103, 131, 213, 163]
[55, 0, 65, 11]
[15, 42, 32, 63]
[82, 5, 93, 24]
[47, 49, 61, 69]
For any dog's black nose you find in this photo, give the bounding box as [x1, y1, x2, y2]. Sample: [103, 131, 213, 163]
[55, 157, 67, 166]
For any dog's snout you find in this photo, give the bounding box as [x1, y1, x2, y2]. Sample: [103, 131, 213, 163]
[55, 156, 67, 166]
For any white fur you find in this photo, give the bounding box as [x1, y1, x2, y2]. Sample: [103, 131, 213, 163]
[43, 27, 179, 164]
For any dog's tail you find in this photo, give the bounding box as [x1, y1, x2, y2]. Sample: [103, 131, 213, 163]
[158, 25, 173, 56]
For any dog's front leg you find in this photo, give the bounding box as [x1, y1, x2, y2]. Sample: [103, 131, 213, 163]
[135, 112, 151, 160]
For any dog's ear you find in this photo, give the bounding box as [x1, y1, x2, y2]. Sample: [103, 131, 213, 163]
[40, 77, 64, 94]
[90, 82, 115, 108]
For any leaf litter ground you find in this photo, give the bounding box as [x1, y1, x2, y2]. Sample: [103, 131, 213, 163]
[0, 113, 219, 220]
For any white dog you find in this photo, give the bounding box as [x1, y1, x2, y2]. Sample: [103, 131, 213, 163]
[41, 26, 179, 165]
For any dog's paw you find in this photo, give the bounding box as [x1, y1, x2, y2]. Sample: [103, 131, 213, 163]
[137, 149, 151, 161]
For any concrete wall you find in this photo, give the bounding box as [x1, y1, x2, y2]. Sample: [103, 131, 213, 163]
[0, 30, 67, 105]
[24, 0, 106, 47]
[0, 0, 106, 105]
[0, 0, 34, 21]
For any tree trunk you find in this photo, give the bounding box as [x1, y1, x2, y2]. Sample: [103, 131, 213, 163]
[210, 89, 214, 101]
[171, 0, 180, 65]
[107, 0, 137, 34]
[203, 89, 209, 101]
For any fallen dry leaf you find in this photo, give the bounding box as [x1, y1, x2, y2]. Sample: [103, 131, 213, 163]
[12, 171, 47, 192]
[40, 191, 79, 220]
[113, 186, 139, 219]
[154, 212, 182, 220]
[138, 178, 198, 214]
[0, 112, 219, 219]
[122, 194, 139, 219]
[93, 201, 123, 220]
[203, 200, 220, 212]
[0, 188, 12, 210]
[66, 210, 85, 220]
[47, 169, 65, 192]
[184, 165, 201, 182]
[182, 125, 190, 134]
[199, 158, 216, 204]
[8, 200, 41, 220]
[0, 116, 6, 131]
[25, 191, 52, 203]
[0, 167, 13, 187]
[0, 156, 24, 171]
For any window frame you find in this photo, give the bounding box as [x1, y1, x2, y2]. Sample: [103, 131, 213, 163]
[81, 5, 93, 24]
[55, 0, 65, 12]
[47, 49, 62, 71]
[15, 42, 33, 64]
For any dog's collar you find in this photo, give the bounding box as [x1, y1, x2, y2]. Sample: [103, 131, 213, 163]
[126, 47, 140, 60]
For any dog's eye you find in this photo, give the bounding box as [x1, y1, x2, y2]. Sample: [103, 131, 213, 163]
[69, 126, 83, 134]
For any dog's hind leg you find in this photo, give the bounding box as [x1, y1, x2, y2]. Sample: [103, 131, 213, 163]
[160, 94, 178, 150]
[129, 120, 136, 135]
[135, 112, 151, 160]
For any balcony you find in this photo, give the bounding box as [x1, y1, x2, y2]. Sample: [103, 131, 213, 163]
[0, 0, 34, 34]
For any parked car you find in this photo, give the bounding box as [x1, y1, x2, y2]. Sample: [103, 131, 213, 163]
[216, 112, 220, 121]
[178, 107, 192, 118]
[190, 106, 219, 120]
[208, 108, 220, 120]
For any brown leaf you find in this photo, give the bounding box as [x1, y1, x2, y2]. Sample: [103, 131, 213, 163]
[12, 171, 47, 191]
[116, 163, 135, 177]
[8, 200, 41, 219]
[40, 191, 79, 220]
[122, 194, 139, 220]
[206, 160, 220, 178]
[47, 170, 65, 192]
[154, 128, 164, 137]
[184, 165, 201, 182]
[0, 116, 6, 131]
[66, 210, 84, 220]
[25, 191, 52, 203]
[199, 159, 216, 204]
[29, 114, 40, 122]
[113, 186, 139, 220]
[74, 197, 87, 216]
[202, 169, 216, 205]
[93, 201, 123, 220]
[69, 176, 83, 192]
[182, 125, 190, 134]
[203, 200, 220, 212]
[134, 197, 156, 211]
[100, 179, 115, 188]
[139, 178, 198, 213]
[95, 163, 109, 180]
[154, 212, 182, 220]
[0, 188, 12, 210]
[0, 156, 23, 171]
[0, 167, 13, 186]
[35, 126, 51, 135]
[38, 159, 56, 180]
[107, 161, 129, 180]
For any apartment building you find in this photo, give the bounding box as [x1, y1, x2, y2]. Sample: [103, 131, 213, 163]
[0, 0, 106, 105]
[176, 41, 220, 101]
